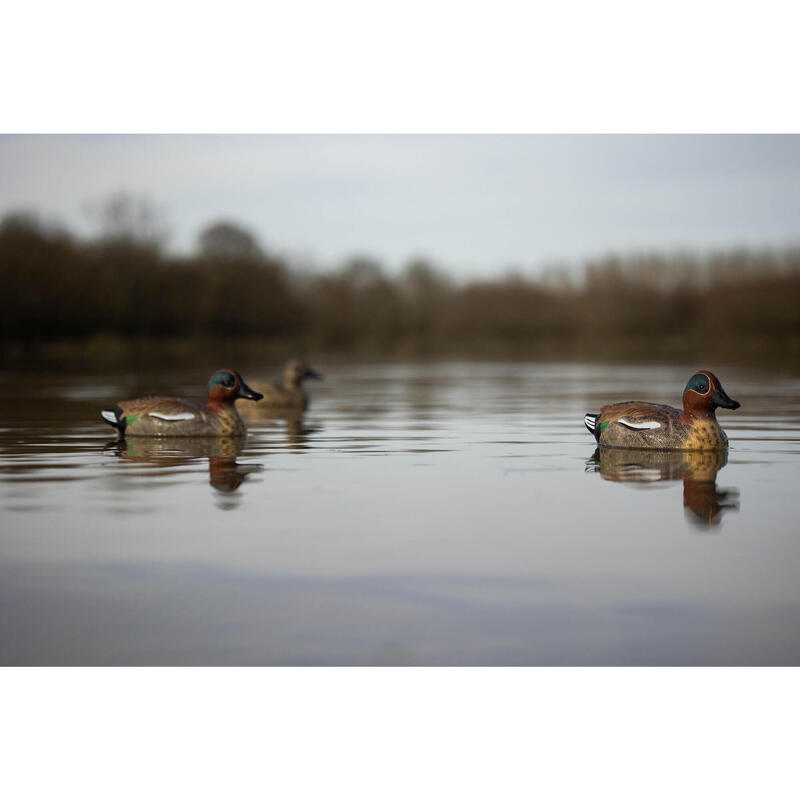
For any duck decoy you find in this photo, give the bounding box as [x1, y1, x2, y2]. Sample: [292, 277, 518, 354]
[249, 359, 323, 410]
[583, 370, 740, 450]
[100, 368, 263, 437]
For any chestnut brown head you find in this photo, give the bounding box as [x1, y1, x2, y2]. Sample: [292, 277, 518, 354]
[207, 369, 263, 404]
[682, 370, 740, 416]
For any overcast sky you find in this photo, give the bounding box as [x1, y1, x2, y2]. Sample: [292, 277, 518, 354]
[1, 134, 799, 276]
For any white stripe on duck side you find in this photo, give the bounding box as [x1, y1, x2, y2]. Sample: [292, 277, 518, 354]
[617, 466, 664, 481]
[618, 418, 661, 431]
[148, 412, 197, 422]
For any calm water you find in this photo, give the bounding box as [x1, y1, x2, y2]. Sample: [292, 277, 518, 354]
[1, 362, 799, 665]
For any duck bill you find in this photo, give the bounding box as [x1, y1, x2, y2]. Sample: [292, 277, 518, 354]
[712, 386, 740, 410]
[305, 367, 324, 381]
[237, 379, 264, 401]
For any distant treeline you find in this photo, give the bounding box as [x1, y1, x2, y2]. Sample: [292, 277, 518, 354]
[1, 206, 799, 366]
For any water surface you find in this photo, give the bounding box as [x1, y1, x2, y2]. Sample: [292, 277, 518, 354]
[1, 362, 798, 665]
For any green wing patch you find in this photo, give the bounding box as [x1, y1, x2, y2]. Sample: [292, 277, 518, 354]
[125, 414, 140, 426]
[599, 421, 610, 433]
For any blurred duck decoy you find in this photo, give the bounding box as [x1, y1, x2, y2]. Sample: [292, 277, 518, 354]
[100, 368, 263, 437]
[249, 359, 323, 410]
[584, 370, 740, 450]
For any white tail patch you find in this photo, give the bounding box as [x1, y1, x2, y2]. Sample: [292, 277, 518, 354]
[584, 414, 598, 431]
[618, 418, 661, 431]
[100, 410, 118, 424]
[148, 412, 196, 422]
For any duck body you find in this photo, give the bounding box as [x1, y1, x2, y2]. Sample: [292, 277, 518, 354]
[587, 400, 727, 450]
[101, 369, 263, 438]
[250, 359, 323, 411]
[584, 370, 740, 451]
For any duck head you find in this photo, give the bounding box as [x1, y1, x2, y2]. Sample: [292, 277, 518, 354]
[284, 359, 324, 390]
[682, 370, 740, 417]
[207, 369, 263, 405]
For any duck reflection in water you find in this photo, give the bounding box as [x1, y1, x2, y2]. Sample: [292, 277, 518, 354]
[104, 437, 261, 502]
[283, 413, 322, 451]
[240, 405, 322, 452]
[586, 447, 740, 528]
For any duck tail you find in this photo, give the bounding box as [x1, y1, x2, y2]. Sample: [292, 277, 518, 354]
[101, 405, 126, 433]
[584, 413, 601, 442]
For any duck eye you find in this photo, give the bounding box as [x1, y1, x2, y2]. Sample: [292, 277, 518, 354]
[685, 374, 710, 395]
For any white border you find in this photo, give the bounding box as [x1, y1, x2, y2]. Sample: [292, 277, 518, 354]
[2, 1, 800, 132]
[3, 668, 798, 799]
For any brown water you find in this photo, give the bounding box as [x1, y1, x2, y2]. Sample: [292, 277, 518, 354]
[1, 362, 798, 665]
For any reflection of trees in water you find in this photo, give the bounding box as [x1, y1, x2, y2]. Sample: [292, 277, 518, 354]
[586, 447, 740, 529]
[104, 437, 261, 506]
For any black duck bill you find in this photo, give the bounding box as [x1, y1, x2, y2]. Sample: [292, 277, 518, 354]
[712, 383, 740, 410]
[238, 379, 264, 401]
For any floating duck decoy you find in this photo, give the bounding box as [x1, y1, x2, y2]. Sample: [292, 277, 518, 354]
[100, 369, 263, 437]
[248, 359, 323, 410]
[584, 370, 740, 450]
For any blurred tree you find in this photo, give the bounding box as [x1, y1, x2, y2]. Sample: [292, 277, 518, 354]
[197, 221, 263, 260]
[193, 222, 298, 336]
[399, 258, 453, 347]
[87, 192, 167, 248]
[1, 211, 44, 236]
[402, 258, 451, 297]
[340, 256, 385, 288]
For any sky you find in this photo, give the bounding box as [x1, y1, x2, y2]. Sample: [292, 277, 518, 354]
[1, 134, 799, 277]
